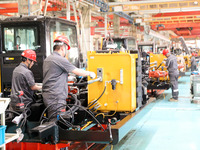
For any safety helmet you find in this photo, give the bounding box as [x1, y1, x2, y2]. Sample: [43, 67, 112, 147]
[21, 49, 37, 62]
[162, 49, 169, 56]
[54, 35, 70, 50]
[192, 53, 195, 56]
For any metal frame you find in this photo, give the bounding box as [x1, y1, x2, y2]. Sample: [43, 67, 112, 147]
[109, 0, 200, 13]
[147, 82, 170, 90]
[144, 15, 200, 25]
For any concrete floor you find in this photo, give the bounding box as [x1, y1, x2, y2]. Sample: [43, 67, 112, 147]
[112, 72, 200, 150]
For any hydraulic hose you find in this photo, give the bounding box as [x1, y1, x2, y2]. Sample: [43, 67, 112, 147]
[68, 77, 102, 86]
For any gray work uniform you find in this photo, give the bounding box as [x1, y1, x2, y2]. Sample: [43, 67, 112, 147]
[11, 63, 35, 106]
[191, 56, 197, 72]
[166, 54, 179, 100]
[42, 52, 77, 119]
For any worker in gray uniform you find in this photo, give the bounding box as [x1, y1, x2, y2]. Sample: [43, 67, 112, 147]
[10, 49, 42, 110]
[191, 53, 197, 73]
[163, 49, 179, 102]
[42, 35, 96, 120]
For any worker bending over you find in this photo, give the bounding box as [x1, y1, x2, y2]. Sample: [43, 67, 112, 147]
[163, 49, 179, 102]
[42, 35, 96, 120]
[10, 49, 42, 110]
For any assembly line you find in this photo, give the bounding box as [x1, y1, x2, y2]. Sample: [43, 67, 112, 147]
[0, 0, 200, 150]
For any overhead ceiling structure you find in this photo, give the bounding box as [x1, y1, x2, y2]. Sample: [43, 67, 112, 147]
[0, 0, 52, 16]
[144, 11, 200, 40]
[109, 0, 200, 40]
[0, 0, 200, 40]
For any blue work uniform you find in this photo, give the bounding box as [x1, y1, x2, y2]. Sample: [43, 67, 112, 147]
[11, 63, 35, 106]
[166, 54, 179, 100]
[42, 52, 77, 119]
[191, 56, 197, 72]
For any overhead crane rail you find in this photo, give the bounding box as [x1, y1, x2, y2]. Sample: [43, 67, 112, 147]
[179, 36, 190, 54]
[114, 12, 133, 24]
[109, 0, 200, 13]
[144, 15, 200, 25]
[85, 0, 109, 12]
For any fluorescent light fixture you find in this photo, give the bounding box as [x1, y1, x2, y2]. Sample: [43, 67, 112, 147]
[160, 8, 181, 13]
[138, 7, 200, 14]
[140, 9, 159, 14]
[182, 7, 200, 11]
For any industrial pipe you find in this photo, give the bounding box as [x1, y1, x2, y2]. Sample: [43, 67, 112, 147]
[68, 77, 102, 86]
[150, 61, 157, 65]
[148, 65, 157, 69]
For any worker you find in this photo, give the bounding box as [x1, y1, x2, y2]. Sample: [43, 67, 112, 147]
[10, 49, 42, 110]
[42, 35, 96, 120]
[191, 53, 197, 73]
[163, 49, 179, 102]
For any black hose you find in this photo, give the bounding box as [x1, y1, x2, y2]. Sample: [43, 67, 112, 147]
[43, 103, 105, 131]
[69, 82, 88, 86]
[78, 77, 84, 83]
[67, 104, 105, 131]
[5, 110, 20, 116]
[88, 86, 106, 108]
[58, 118, 73, 128]
[39, 102, 65, 123]
[46, 95, 81, 123]
[68, 94, 81, 114]
[155, 61, 164, 70]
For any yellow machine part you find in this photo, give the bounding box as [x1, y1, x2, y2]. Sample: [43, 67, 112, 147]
[87, 51, 137, 112]
[176, 55, 186, 72]
[149, 53, 168, 81]
[184, 55, 191, 68]
[198, 50, 200, 57]
[0, 66, 1, 91]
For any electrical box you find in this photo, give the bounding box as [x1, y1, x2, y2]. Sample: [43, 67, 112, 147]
[87, 51, 138, 112]
[191, 75, 200, 98]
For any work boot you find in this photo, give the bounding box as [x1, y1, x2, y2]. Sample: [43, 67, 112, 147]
[169, 98, 178, 102]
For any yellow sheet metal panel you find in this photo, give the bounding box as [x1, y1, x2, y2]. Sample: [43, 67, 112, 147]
[87, 51, 137, 112]
[0, 66, 1, 91]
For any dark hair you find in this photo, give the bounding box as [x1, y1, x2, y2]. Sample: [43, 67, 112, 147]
[21, 56, 27, 62]
[53, 45, 62, 51]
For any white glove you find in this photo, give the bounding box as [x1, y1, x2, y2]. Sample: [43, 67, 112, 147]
[162, 61, 166, 65]
[89, 72, 96, 79]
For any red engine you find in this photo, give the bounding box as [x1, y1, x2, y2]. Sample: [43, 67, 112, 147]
[178, 64, 184, 69]
[149, 70, 168, 78]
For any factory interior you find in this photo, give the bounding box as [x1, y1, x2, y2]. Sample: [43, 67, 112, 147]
[0, 0, 200, 150]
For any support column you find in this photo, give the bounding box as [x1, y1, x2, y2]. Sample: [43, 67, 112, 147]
[66, 0, 71, 20]
[130, 24, 137, 38]
[195, 38, 198, 48]
[80, 6, 92, 61]
[113, 14, 120, 36]
[143, 24, 150, 42]
[104, 14, 108, 38]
